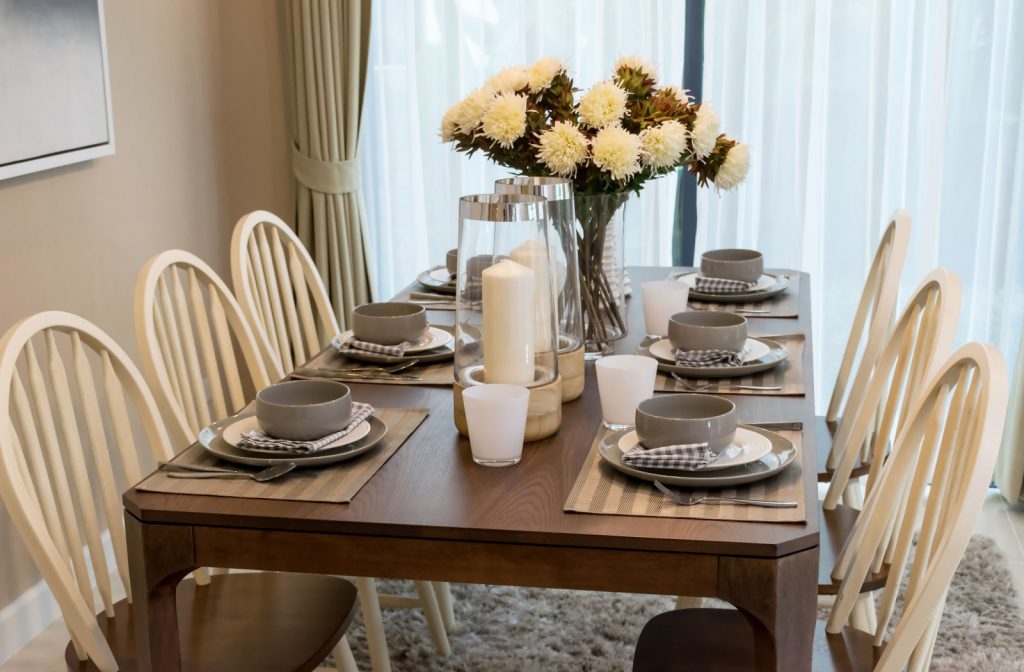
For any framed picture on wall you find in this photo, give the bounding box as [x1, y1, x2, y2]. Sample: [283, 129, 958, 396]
[0, 0, 115, 181]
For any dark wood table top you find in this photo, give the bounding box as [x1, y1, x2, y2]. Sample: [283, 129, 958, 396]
[124, 267, 818, 559]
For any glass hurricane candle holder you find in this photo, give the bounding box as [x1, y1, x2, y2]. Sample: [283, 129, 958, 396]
[494, 176, 585, 401]
[452, 193, 562, 442]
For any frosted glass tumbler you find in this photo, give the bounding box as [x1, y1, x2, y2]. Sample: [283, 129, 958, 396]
[595, 355, 659, 430]
[641, 280, 690, 337]
[463, 384, 530, 466]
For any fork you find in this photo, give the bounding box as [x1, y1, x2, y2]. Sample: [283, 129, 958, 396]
[671, 373, 781, 392]
[654, 481, 797, 508]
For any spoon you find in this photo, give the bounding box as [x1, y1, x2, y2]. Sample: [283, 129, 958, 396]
[164, 462, 297, 482]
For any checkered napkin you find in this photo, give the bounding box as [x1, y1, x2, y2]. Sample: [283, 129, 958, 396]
[335, 337, 410, 357]
[622, 442, 716, 470]
[694, 274, 758, 294]
[675, 345, 746, 368]
[238, 402, 375, 454]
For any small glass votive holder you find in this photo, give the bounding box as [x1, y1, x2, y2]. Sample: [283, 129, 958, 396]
[463, 384, 530, 466]
[594, 355, 659, 430]
[641, 280, 690, 338]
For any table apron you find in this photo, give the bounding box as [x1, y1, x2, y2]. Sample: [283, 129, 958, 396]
[193, 525, 723, 597]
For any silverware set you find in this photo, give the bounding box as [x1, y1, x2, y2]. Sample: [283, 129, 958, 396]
[689, 306, 771, 314]
[671, 372, 782, 392]
[654, 480, 798, 508]
[291, 361, 423, 381]
[159, 461, 297, 482]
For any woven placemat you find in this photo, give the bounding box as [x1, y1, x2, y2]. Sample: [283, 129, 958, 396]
[684, 271, 800, 318]
[135, 407, 428, 503]
[303, 333, 454, 386]
[393, 289, 456, 311]
[653, 333, 806, 396]
[564, 425, 806, 523]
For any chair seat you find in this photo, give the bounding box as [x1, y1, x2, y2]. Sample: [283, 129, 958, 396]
[65, 572, 357, 672]
[818, 503, 889, 595]
[632, 608, 885, 672]
[817, 415, 873, 483]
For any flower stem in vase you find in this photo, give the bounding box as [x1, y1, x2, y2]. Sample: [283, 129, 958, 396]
[575, 192, 629, 358]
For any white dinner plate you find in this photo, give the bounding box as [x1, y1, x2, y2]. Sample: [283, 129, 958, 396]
[334, 326, 453, 354]
[617, 427, 773, 472]
[220, 415, 371, 455]
[649, 337, 770, 364]
[429, 267, 456, 285]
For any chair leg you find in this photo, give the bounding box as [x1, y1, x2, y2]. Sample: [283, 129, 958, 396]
[674, 595, 703, 609]
[356, 577, 392, 672]
[332, 636, 360, 672]
[431, 581, 456, 632]
[414, 580, 451, 656]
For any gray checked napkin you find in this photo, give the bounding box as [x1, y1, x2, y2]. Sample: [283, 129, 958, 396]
[622, 442, 716, 470]
[694, 274, 758, 294]
[675, 345, 747, 368]
[336, 337, 410, 357]
[238, 402, 375, 454]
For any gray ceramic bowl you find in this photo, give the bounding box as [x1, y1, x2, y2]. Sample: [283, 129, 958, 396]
[256, 380, 352, 441]
[351, 302, 428, 345]
[446, 249, 459, 275]
[700, 248, 764, 283]
[635, 394, 737, 454]
[668, 311, 747, 353]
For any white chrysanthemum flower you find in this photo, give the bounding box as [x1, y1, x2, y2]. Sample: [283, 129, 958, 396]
[578, 80, 628, 129]
[615, 55, 657, 80]
[527, 56, 566, 93]
[536, 121, 589, 176]
[660, 85, 690, 103]
[714, 142, 750, 190]
[486, 66, 530, 93]
[451, 88, 494, 134]
[440, 105, 460, 142]
[639, 120, 688, 169]
[690, 104, 720, 159]
[481, 92, 528, 148]
[591, 126, 643, 181]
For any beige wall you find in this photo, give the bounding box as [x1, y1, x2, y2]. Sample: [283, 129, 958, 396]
[0, 0, 292, 613]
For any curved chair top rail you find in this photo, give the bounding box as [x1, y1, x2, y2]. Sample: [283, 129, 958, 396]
[231, 209, 340, 374]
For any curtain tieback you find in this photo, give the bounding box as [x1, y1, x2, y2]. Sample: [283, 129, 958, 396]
[291, 146, 361, 194]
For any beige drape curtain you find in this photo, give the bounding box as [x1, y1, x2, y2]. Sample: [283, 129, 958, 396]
[286, 0, 373, 329]
[996, 332, 1024, 503]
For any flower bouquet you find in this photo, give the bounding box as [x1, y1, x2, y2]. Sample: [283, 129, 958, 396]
[441, 56, 749, 355]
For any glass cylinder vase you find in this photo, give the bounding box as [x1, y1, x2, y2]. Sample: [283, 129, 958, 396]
[452, 194, 562, 441]
[575, 191, 630, 358]
[494, 176, 585, 401]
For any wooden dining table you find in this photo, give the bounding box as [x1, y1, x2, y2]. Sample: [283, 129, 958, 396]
[123, 266, 820, 672]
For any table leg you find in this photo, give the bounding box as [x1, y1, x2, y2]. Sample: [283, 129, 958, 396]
[718, 546, 818, 672]
[125, 512, 197, 672]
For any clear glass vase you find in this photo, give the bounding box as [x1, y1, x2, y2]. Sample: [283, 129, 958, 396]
[574, 192, 630, 358]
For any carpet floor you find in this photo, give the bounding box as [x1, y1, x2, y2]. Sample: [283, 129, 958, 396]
[342, 535, 1024, 671]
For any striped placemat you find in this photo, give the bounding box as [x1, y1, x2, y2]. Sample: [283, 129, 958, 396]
[134, 408, 428, 503]
[564, 425, 806, 523]
[686, 271, 800, 318]
[301, 337, 454, 386]
[393, 290, 456, 311]
[654, 333, 805, 396]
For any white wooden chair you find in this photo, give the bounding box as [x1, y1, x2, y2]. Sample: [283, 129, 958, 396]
[634, 343, 1009, 672]
[0, 311, 359, 672]
[814, 269, 960, 625]
[230, 211, 453, 671]
[134, 249, 282, 442]
[819, 211, 911, 488]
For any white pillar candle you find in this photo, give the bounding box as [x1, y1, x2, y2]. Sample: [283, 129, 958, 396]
[510, 239, 554, 352]
[482, 259, 535, 385]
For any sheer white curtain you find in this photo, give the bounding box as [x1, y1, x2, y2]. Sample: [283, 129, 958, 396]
[698, 0, 1024, 409]
[359, 0, 687, 299]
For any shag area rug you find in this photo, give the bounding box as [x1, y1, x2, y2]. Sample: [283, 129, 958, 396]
[340, 536, 1023, 671]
